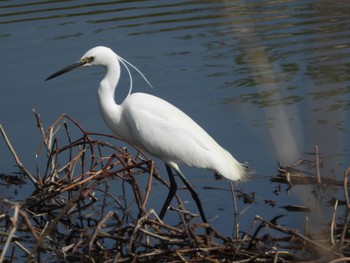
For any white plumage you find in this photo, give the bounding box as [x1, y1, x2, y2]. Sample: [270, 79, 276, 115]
[46, 46, 246, 222]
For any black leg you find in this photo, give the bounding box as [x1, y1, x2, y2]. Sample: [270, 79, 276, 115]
[175, 169, 208, 223]
[159, 164, 177, 219]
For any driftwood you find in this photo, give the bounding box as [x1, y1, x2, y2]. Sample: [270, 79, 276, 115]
[0, 112, 350, 262]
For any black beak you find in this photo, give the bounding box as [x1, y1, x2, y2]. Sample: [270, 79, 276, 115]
[45, 61, 87, 81]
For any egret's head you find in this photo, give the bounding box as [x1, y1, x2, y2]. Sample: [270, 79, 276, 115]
[80, 46, 115, 67]
[45, 46, 113, 81]
[45, 46, 152, 92]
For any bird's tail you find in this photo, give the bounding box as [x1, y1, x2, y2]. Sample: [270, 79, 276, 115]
[214, 149, 247, 182]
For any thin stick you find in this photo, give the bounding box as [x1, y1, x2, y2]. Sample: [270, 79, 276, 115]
[303, 216, 309, 252]
[14, 241, 31, 256]
[127, 210, 150, 253]
[0, 203, 20, 262]
[234, 215, 259, 258]
[343, 166, 350, 209]
[18, 210, 38, 240]
[89, 211, 116, 252]
[0, 124, 37, 185]
[329, 258, 350, 263]
[340, 166, 350, 245]
[330, 199, 338, 245]
[315, 145, 321, 185]
[142, 160, 154, 210]
[138, 228, 184, 243]
[229, 182, 239, 239]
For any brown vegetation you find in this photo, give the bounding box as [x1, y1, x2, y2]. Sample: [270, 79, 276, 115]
[0, 111, 349, 262]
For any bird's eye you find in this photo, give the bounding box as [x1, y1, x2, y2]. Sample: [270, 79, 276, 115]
[88, 56, 95, 63]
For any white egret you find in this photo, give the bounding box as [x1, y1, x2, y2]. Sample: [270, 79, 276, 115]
[46, 46, 246, 223]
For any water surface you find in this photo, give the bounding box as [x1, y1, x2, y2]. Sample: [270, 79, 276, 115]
[1, 0, 350, 234]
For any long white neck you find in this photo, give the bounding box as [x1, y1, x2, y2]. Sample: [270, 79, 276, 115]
[97, 55, 122, 133]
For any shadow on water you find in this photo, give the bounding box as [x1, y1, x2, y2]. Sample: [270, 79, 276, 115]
[1, 0, 350, 261]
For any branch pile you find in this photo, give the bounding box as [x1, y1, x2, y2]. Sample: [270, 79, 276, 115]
[0, 112, 349, 262]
